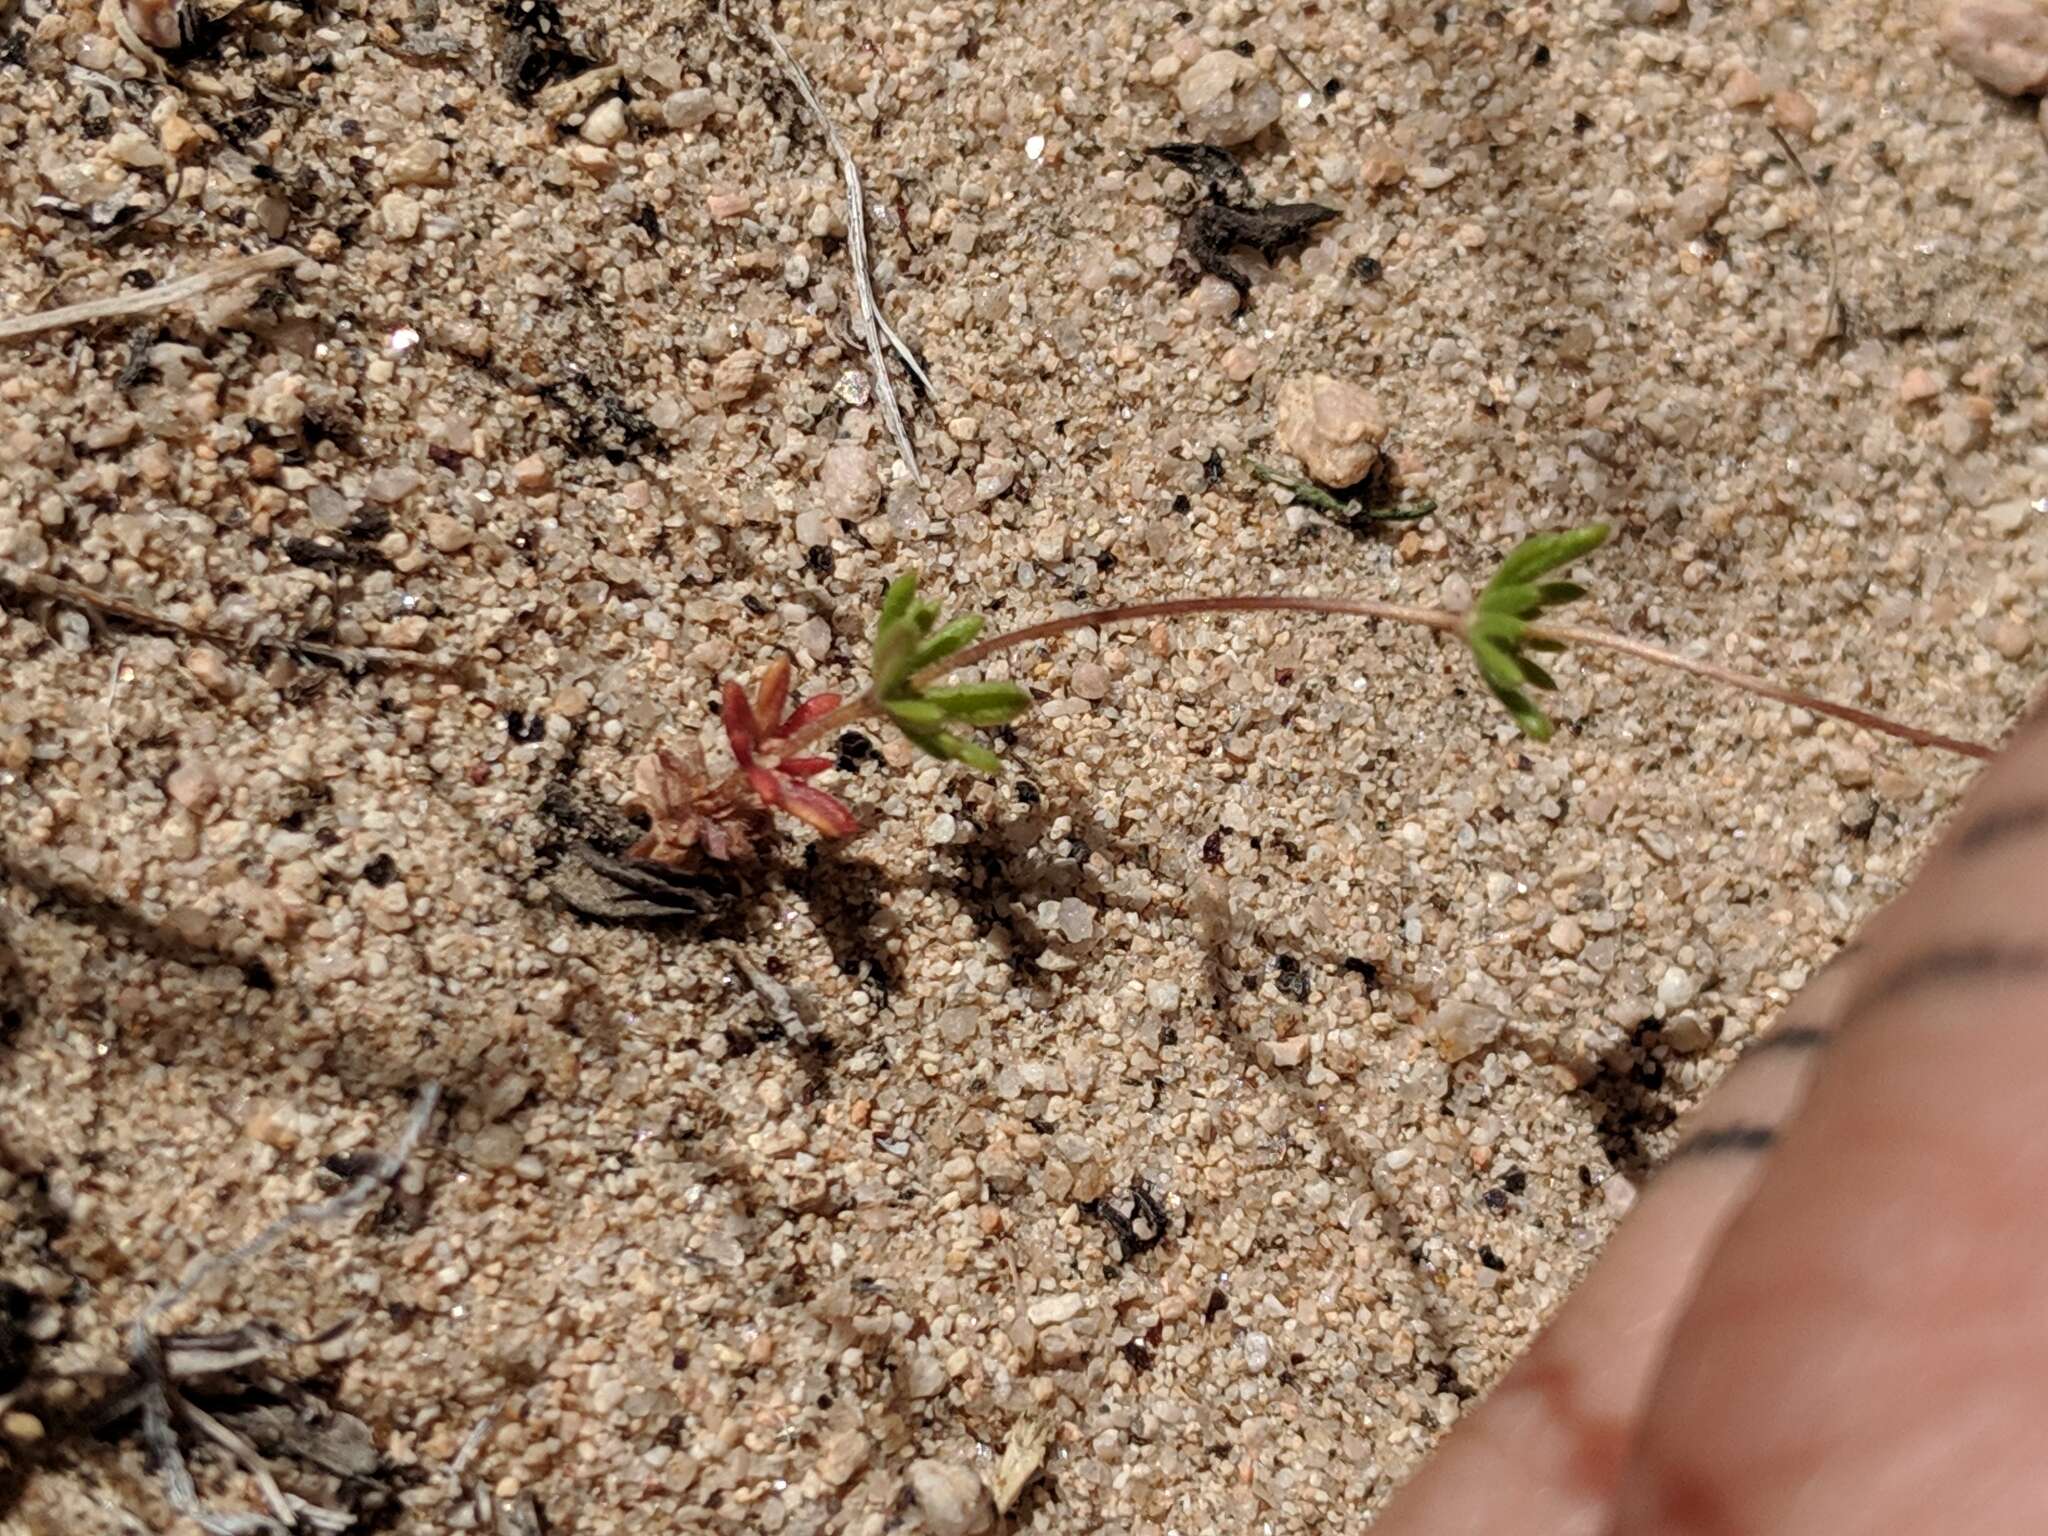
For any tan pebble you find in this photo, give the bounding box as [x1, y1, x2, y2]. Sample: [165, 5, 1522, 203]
[1665, 158, 1732, 241]
[548, 683, 591, 718]
[1070, 662, 1110, 701]
[511, 453, 552, 491]
[579, 97, 627, 147]
[907, 1460, 993, 1536]
[1938, 399, 1992, 454]
[184, 645, 239, 698]
[1221, 344, 1259, 382]
[568, 143, 612, 176]
[1991, 617, 2034, 660]
[1175, 49, 1281, 146]
[247, 445, 280, 479]
[470, 1124, 523, 1169]
[819, 443, 881, 518]
[1189, 275, 1240, 321]
[706, 191, 754, 220]
[366, 883, 413, 933]
[386, 139, 450, 188]
[1428, 1001, 1505, 1061]
[1548, 916, 1586, 956]
[1263, 1035, 1310, 1069]
[1828, 743, 1874, 787]
[817, 1429, 871, 1488]
[1938, 0, 2048, 95]
[160, 114, 201, 159]
[245, 1104, 297, 1149]
[425, 513, 474, 554]
[1723, 64, 1766, 106]
[1359, 154, 1406, 187]
[1771, 89, 1818, 138]
[166, 756, 218, 812]
[1273, 372, 1385, 488]
[2, 1411, 44, 1444]
[711, 349, 761, 403]
[378, 191, 422, 241]
[1898, 366, 1944, 404]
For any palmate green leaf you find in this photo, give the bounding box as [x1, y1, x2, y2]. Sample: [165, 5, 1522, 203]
[1464, 523, 1610, 740]
[871, 570, 1032, 775]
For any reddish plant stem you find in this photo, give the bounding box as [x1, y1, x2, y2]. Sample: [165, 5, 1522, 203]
[727, 593, 1992, 806]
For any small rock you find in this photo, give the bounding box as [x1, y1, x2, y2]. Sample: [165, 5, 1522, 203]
[1054, 898, 1095, 943]
[364, 468, 422, 505]
[1723, 65, 1767, 106]
[1991, 617, 2034, 660]
[1982, 497, 2032, 535]
[906, 1460, 994, 1536]
[512, 454, 552, 492]
[901, 1353, 949, 1399]
[1655, 965, 1697, 1013]
[1070, 662, 1110, 701]
[1664, 157, 1732, 241]
[386, 139, 451, 188]
[1771, 89, 1818, 139]
[818, 1429, 871, 1488]
[819, 444, 881, 519]
[1026, 1293, 1083, 1327]
[166, 757, 218, 812]
[705, 191, 754, 220]
[1273, 372, 1385, 488]
[425, 513, 473, 553]
[470, 1123, 522, 1169]
[1830, 743, 1873, 786]
[1898, 366, 1945, 403]
[711, 349, 761, 403]
[1621, 0, 1683, 18]
[1175, 49, 1281, 146]
[2, 1411, 44, 1444]
[1938, 398, 1992, 454]
[184, 645, 239, 698]
[663, 87, 716, 129]
[378, 192, 422, 241]
[1428, 1001, 1506, 1061]
[1264, 1035, 1310, 1069]
[1359, 154, 1407, 187]
[1189, 275, 1241, 320]
[1664, 1014, 1718, 1052]
[1939, 0, 2048, 96]
[548, 683, 591, 719]
[1548, 916, 1586, 956]
[580, 98, 628, 147]
[160, 113, 201, 159]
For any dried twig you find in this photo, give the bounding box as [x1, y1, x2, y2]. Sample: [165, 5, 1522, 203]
[129, 1083, 441, 1536]
[0, 247, 300, 345]
[0, 566, 455, 674]
[741, 14, 930, 485]
[1770, 126, 1841, 356]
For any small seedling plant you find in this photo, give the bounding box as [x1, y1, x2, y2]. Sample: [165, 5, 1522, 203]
[624, 525, 1991, 863]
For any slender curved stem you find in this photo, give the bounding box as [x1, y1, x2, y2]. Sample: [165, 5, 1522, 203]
[717, 592, 1991, 813]
[1527, 620, 1995, 761]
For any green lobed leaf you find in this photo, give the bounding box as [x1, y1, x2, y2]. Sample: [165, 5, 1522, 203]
[1463, 523, 1609, 742]
[906, 614, 985, 675]
[923, 680, 1031, 725]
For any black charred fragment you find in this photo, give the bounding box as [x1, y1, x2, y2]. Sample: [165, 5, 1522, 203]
[1145, 143, 1255, 208]
[1082, 1179, 1171, 1262]
[1182, 200, 1340, 294]
[1144, 142, 1339, 295]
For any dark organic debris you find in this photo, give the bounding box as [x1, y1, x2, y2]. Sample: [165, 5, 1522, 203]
[1144, 142, 1254, 208]
[548, 844, 736, 923]
[1081, 1179, 1170, 1262]
[1145, 142, 1339, 294]
[1183, 201, 1340, 293]
[1245, 457, 1434, 530]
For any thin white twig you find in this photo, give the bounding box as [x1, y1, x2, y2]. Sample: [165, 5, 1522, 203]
[748, 18, 928, 485]
[0, 248, 300, 345]
[129, 1083, 441, 1536]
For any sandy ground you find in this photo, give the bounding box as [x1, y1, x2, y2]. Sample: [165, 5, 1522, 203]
[2, 0, 2045, 1531]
